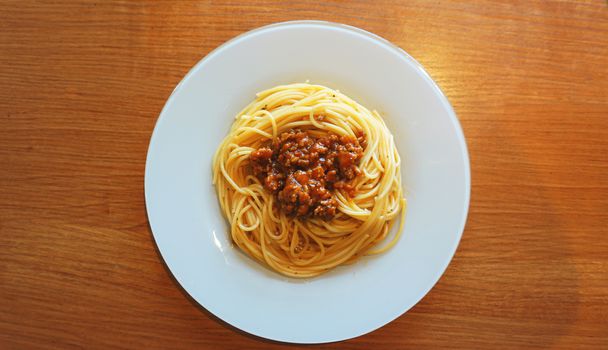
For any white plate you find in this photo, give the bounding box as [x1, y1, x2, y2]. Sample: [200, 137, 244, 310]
[145, 21, 470, 343]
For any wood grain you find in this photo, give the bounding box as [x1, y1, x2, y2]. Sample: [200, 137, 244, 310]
[1, 1, 607, 349]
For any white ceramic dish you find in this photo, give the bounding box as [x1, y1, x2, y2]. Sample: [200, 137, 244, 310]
[145, 21, 470, 343]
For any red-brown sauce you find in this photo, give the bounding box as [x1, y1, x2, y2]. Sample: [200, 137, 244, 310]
[250, 129, 365, 220]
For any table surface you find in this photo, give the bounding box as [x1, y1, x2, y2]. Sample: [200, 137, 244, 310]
[1, 1, 607, 349]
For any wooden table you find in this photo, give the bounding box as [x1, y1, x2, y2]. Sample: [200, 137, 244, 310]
[2, 1, 607, 349]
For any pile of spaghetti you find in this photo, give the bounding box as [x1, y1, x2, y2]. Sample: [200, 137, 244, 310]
[213, 83, 405, 278]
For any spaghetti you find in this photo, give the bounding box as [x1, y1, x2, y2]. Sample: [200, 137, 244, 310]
[212, 83, 405, 278]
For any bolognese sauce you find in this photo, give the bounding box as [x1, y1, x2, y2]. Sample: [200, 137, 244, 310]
[250, 129, 365, 220]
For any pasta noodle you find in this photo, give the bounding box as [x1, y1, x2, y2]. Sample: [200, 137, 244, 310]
[212, 83, 406, 278]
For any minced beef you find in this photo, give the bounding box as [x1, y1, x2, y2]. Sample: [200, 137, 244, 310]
[250, 129, 365, 220]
